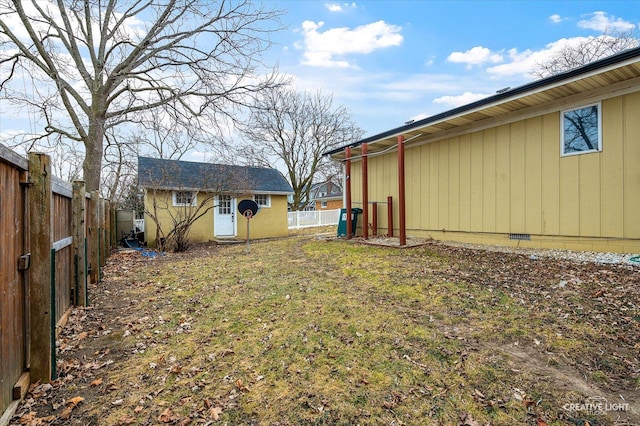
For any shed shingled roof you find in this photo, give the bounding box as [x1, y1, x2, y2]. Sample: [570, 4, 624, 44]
[137, 156, 293, 194]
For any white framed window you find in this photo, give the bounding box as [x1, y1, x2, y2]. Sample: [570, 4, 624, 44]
[173, 190, 196, 206]
[561, 103, 602, 157]
[321, 201, 328, 208]
[218, 194, 231, 214]
[254, 194, 271, 208]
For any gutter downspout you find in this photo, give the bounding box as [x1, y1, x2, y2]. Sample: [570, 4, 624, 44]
[398, 135, 406, 246]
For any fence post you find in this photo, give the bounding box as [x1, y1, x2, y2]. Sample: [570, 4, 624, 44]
[100, 199, 107, 266]
[88, 191, 99, 284]
[387, 196, 393, 237]
[27, 152, 53, 382]
[372, 202, 378, 236]
[72, 181, 87, 306]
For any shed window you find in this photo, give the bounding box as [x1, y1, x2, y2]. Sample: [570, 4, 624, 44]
[561, 103, 601, 156]
[173, 191, 196, 206]
[254, 194, 270, 207]
[218, 195, 231, 214]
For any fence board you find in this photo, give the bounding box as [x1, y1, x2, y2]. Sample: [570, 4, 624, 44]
[0, 155, 27, 418]
[52, 192, 73, 323]
[288, 209, 341, 229]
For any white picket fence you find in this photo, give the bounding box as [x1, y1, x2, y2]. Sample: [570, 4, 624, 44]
[288, 209, 341, 229]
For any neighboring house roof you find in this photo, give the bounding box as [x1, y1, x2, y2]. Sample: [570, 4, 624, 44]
[325, 46, 640, 159]
[138, 156, 293, 194]
[310, 180, 342, 201]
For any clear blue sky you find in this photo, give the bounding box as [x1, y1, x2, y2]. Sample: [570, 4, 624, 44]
[263, 1, 640, 137]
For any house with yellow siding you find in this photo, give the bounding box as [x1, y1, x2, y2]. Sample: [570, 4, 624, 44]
[138, 157, 293, 247]
[325, 47, 640, 253]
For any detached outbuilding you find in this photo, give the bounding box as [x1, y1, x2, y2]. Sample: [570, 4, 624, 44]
[326, 47, 640, 253]
[137, 156, 293, 247]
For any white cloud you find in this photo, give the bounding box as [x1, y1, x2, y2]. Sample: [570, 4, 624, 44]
[324, 3, 357, 12]
[485, 47, 539, 78]
[485, 35, 629, 78]
[578, 11, 636, 32]
[549, 14, 565, 24]
[433, 92, 492, 108]
[447, 46, 503, 67]
[324, 3, 358, 12]
[298, 20, 403, 68]
[325, 3, 343, 12]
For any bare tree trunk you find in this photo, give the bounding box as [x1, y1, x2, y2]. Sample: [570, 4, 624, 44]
[84, 116, 105, 192]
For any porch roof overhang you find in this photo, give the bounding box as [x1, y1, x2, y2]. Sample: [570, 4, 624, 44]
[325, 47, 640, 161]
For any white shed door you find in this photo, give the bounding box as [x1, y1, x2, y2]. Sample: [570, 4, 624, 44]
[214, 195, 235, 237]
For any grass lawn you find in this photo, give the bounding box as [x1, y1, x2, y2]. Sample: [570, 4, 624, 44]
[12, 234, 640, 425]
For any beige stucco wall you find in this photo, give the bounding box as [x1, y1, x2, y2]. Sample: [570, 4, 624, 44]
[236, 194, 289, 240]
[143, 190, 289, 247]
[348, 92, 640, 253]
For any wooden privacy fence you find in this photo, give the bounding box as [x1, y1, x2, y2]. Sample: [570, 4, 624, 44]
[0, 148, 115, 423]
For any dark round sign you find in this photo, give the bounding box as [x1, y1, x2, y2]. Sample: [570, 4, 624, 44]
[238, 199, 259, 218]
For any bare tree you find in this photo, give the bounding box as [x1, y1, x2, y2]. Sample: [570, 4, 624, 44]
[101, 129, 140, 202]
[237, 87, 363, 210]
[0, 0, 286, 191]
[532, 28, 639, 78]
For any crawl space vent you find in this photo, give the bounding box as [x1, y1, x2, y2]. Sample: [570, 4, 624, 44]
[509, 233, 531, 241]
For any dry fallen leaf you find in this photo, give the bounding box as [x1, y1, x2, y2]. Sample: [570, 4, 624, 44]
[59, 396, 84, 421]
[158, 408, 179, 423]
[119, 415, 136, 425]
[210, 406, 223, 420]
[66, 396, 84, 407]
[90, 378, 103, 387]
[60, 406, 73, 420]
[536, 418, 548, 426]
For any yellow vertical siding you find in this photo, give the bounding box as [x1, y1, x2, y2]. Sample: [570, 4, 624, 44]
[509, 121, 526, 231]
[448, 138, 460, 230]
[559, 155, 580, 235]
[524, 117, 543, 235]
[419, 144, 431, 229]
[458, 134, 471, 231]
[495, 126, 511, 233]
[540, 114, 560, 235]
[438, 141, 450, 230]
[482, 128, 496, 232]
[623, 91, 640, 239]
[600, 97, 624, 237]
[469, 132, 483, 231]
[428, 143, 439, 228]
[408, 145, 422, 228]
[578, 153, 601, 236]
[370, 155, 384, 229]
